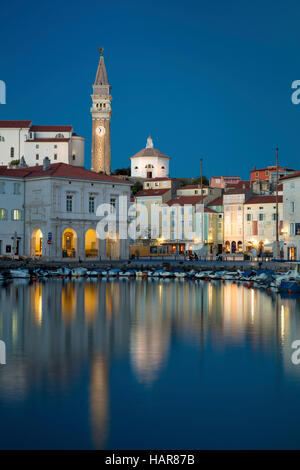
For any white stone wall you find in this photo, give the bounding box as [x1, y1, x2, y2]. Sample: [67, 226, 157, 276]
[244, 202, 283, 251]
[0, 177, 24, 255]
[283, 176, 300, 260]
[24, 175, 131, 260]
[0, 127, 29, 164]
[0, 127, 85, 167]
[131, 156, 169, 178]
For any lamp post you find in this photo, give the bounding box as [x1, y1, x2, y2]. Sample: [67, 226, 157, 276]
[274, 148, 280, 259]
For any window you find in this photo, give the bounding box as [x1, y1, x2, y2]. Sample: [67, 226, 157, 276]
[290, 223, 295, 236]
[36, 144, 39, 149]
[13, 183, 21, 195]
[10, 147, 14, 158]
[110, 197, 116, 213]
[0, 135, 5, 142]
[0, 208, 7, 220]
[195, 190, 198, 194]
[54, 154, 57, 160]
[272, 213, 277, 221]
[291, 182, 295, 189]
[54, 145, 57, 149]
[36, 154, 39, 160]
[246, 214, 252, 221]
[66, 195, 73, 212]
[89, 196, 95, 214]
[55, 133, 64, 138]
[259, 213, 264, 221]
[72, 155, 75, 161]
[134, 166, 138, 170]
[12, 209, 21, 221]
[0, 182, 5, 194]
[290, 202, 295, 213]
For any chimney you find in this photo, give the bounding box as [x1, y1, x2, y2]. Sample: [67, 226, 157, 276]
[43, 157, 51, 171]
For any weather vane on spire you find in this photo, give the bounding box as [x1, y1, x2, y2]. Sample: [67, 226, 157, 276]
[99, 47, 104, 56]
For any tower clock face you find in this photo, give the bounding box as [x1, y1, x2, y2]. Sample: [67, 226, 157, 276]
[96, 125, 106, 137]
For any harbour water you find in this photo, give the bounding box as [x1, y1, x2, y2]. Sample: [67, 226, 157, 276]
[0, 279, 300, 449]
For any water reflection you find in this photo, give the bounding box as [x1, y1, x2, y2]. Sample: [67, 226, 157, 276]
[0, 279, 300, 449]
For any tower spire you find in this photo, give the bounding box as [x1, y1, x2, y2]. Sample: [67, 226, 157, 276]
[93, 49, 110, 93]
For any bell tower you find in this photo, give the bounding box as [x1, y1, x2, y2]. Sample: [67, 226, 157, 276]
[91, 48, 112, 174]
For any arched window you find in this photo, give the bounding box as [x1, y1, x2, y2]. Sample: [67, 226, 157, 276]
[161, 166, 165, 169]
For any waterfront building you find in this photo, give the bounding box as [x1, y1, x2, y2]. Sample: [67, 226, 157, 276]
[162, 196, 222, 255]
[243, 195, 283, 254]
[0, 171, 24, 255]
[0, 159, 131, 259]
[134, 188, 172, 240]
[223, 188, 252, 254]
[130, 137, 170, 179]
[281, 171, 300, 260]
[0, 121, 85, 167]
[90, 49, 112, 174]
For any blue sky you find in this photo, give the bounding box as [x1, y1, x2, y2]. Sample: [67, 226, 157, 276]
[1, 0, 300, 178]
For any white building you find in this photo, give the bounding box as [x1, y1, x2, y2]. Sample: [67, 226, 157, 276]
[0, 159, 131, 259]
[0, 121, 85, 167]
[281, 171, 300, 260]
[243, 195, 283, 254]
[0, 171, 24, 255]
[130, 137, 170, 179]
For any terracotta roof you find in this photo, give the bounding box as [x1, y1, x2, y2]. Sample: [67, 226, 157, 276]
[0, 163, 129, 184]
[130, 147, 170, 160]
[204, 207, 218, 213]
[280, 171, 300, 181]
[227, 180, 251, 189]
[224, 188, 251, 195]
[30, 125, 72, 132]
[135, 188, 170, 197]
[167, 196, 207, 206]
[246, 195, 283, 204]
[208, 196, 223, 206]
[0, 120, 32, 128]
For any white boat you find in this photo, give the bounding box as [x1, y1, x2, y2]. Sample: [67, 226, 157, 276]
[175, 272, 187, 278]
[71, 267, 88, 277]
[57, 267, 72, 276]
[9, 269, 30, 279]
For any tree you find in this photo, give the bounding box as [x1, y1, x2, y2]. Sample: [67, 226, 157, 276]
[131, 181, 143, 195]
[112, 167, 131, 176]
[192, 175, 209, 186]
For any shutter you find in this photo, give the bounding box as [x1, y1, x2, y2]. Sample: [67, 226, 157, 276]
[11, 209, 14, 220]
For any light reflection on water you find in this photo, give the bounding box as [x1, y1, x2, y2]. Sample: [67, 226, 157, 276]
[0, 279, 300, 449]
